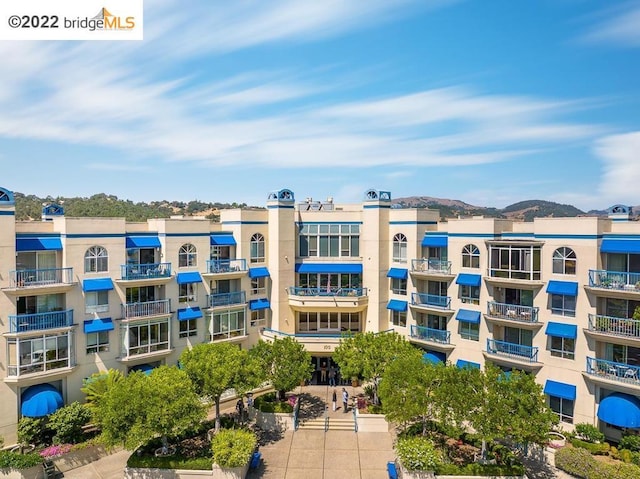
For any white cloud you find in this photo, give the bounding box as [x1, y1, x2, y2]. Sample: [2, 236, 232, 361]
[581, 2, 640, 47]
[596, 131, 640, 204]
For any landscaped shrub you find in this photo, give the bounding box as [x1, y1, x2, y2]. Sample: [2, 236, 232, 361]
[17, 416, 52, 447]
[619, 434, 640, 452]
[253, 393, 293, 413]
[435, 462, 525, 476]
[569, 438, 610, 455]
[0, 450, 43, 469]
[575, 423, 606, 443]
[556, 446, 640, 479]
[48, 401, 92, 444]
[39, 444, 73, 459]
[211, 429, 257, 468]
[396, 436, 442, 471]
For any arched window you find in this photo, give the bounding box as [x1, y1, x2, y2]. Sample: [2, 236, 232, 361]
[179, 244, 197, 267]
[393, 233, 407, 263]
[553, 247, 576, 275]
[85, 246, 108, 273]
[250, 233, 265, 263]
[462, 244, 480, 269]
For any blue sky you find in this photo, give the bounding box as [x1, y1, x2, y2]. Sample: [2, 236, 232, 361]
[1, 0, 639, 210]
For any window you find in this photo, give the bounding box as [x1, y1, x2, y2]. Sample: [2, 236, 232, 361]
[210, 309, 245, 341]
[7, 332, 71, 376]
[551, 294, 576, 317]
[553, 247, 576, 275]
[549, 396, 574, 423]
[391, 277, 407, 295]
[489, 244, 541, 280]
[391, 310, 407, 327]
[462, 244, 480, 269]
[459, 322, 479, 341]
[179, 319, 197, 338]
[179, 244, 197, 267]
[210, 245, 231, 261]
[460, 285, 480, 305]
[126, 319, 169, 356]
[251, 277, 266, 296]
[179, 283, 197, 303]
[84, 246, 108, 273]
[297, 311, 360, 332]
[393, 233, 407, 263]
[298, 224, 360, 258]
[250, 234, 265, 263]
[86, 331, 109, 353]
[251, 309, 267, 327]
[549, 336, 575, 359]
[85, 290, 109, 314]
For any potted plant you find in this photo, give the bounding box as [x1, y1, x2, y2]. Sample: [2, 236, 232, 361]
[351, 376, 359, 387]
[211, 428, 257, 479]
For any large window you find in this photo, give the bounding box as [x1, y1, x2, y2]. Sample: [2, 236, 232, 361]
[298, 224, 360, 258]
[179, 244, 197, 267]
[553, 247, 576, 275]
[210, 245, 231, 261]
[210, 309, 245, 341]
[460, 285, 480, 305]
[298, 273, 361, 292]
[251, 277, 266, 296]
[86, 331, 109, 354]
[125, 286, 156, 303]
[7, 332, 72, 376]
[84, 246, 108, 273]
[251, 309, 267, 327]
[393, 233, 407, 263]
[462, 244, 480, 269]
[391, 277, 407, 295]
[549, 396, 574, 424]
[489, 244, 541, 280]
[250, 234, 265, 263]
[297, 312, 360, 332]
[549, 336, 575, 359]
[459, 322, 479, 341]
[85, 290, 109, 314]
[179, 319, 197, 338]
[125, 319, 169, 356]
[179, 283, 197, 303]
[551, 295, 576, 317]
[391, 310, 407, 327]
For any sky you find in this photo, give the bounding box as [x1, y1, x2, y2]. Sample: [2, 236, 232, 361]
[1, 0, 639, 211]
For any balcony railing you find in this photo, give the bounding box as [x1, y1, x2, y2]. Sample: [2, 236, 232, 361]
[411, 292, 451, 310]
[588, 314, 640, 339]
[208, 291, 246, 307]
[120, 263, 171, 280]
[586, 357, 640, 384]
[122, 299, 171, 319]
[288, 287, 368, 297]
[411, 259, 452, 275]
[589, 270, 640, 291]
[486, 338, 538, 362]
[410, 325, 451, 344]
[487, 301, 539, 323]
[206, 259, 247, 274]
[9, 268, 73, 288]
[9, 310, 74, 333]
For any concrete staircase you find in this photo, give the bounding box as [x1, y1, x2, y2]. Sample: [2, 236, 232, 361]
[297, 417, 355, 431]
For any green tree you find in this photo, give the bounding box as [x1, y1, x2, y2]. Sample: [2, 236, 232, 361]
[81, 369, 124, 425]
[249, 337, 314, 399]
[332, 331, 416, 404]
[48, 402, 92, 444]
[180, 343, 261, 431]
[97, 366, 205, 451]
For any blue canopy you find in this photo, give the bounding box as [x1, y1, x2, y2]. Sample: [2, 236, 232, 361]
[295, 263, 363, 274]
[456, 273, 481, 287]
[598, 393, 640, 428]
[545, 322, 577, 339]
[177, 307, 202, 321]
[83, 318, 114, 334]
[544, 380, 576, 400]
[387, 299, 408, 312]
[249, 267, 270, 278]
[456, 359, 480, 369]
[176, 272, 203, 284]
[249, 298, 271, 310]
[422, 235, 447, 247]
[387, 268, 408, 279]
[601, 238, 640, 254]
[82, 278, 114, 292]
[546, 280, 578, 296]
[16, 237, 62, 251]
[423, 351, 446, 364]
[126, 236, 161, 248]
[130, 364, 155, 376]
[455, 309, 481, 324]
[21, 384, 64, 417]
[210, 234, 236, 246]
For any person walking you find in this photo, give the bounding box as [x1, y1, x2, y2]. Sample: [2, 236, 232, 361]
[236, 398, 245, 423]
[342, 387, 349, 413]
[328, 366, 336, 387]
[332, 389, 337, 412]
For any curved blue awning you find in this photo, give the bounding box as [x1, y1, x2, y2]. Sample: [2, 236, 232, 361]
[249, 267, 270, 278]
[423, 351, 446, 364]
[455, 309, 481, 324]
[21, 384, 64, 417]
[210, 234, 236, 246]
[387, 299, 408, 312]
[544, 380, 576, 400]
[130, 364, 155, 376]
[545, 322, 577, 339]
[546, 280, 578, 296]
[598, 392, 640, 428]
[387, 268, 408, 279]
[456, 359, 480, 369]
[176, 272, 203, 284]
[82, 278, 114, 292]
[456, 273, 481, 287]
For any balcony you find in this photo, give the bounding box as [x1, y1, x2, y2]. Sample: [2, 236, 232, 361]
[7, 267, 74, 290]
[288, 287, 368, 311]
[411, 259, 453, 278]
[8, 310, 74, 334]
[485, 301, 540, 328]
[585, 357, 640, 389]
[587, 314, 640, 344]
[208, 291, 247, 308]
[204, 259, 248, 277]
[411, 292, 452, 311]
[119, 263, 172, 281]
[122, 299, 171, 319]
[261, 327, 349, 354]
[409, 325, 453, 351]
[485, 338, 539, 364]
[587, 270, 640, 299]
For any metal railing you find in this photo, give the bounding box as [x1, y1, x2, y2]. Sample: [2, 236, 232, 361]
[353, 403, 358, 432]
[589, 270, 640, 291]
[121, 262, 172, 280]
[411, 259, 452, 275]
[288, 287, 367, 297]
[206, 258, 247, 274]
[588, 314, 640, 339]
[410, 325, 451, 344]
[487, 301, 539, 323]
[9, 310, 74, 333]
[122, 299, 171, 319]
[208, 291, 246, 307]
[486, 339, 538, 362]
[261, 327, 357, 339]
[586, 357, 640, 384]
[324, 407, 329, 432]
[9, 267, 73, 288]
[411, 292, 451, 310]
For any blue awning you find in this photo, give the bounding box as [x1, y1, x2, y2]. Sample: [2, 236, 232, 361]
[598, 393, 640, 428]
[126, 236, 161, 248]
[176, 272, 203, 284]
[546, 280, 578, 296]
[456, 309, 481, 324]
[83, 318, 114, 334]
[423, 351, 446, 364]
[387, 268, 408, 279]
[249, 267, 270, 278]
[21, 384, 64, 418]
[130, 363, 155, 376]
[456, 273, 482, 287]
[295, 263, 363, 274]
[456, 359, 480, 369]
[544, 380, 576, 400]
[422, 235, 447, 247]
[177, 307, 202, 321]
[82, 278, 114, 292]
[545, 322, 577, 339]
[601, 239, 640, 254]
[387, 299, 408, 312]
[249, 298, 271, 311]
[16, 237, 62, 251]
[210, 234, 236, 246]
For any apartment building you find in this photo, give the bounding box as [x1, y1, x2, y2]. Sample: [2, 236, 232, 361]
[1, 185, 639, 443]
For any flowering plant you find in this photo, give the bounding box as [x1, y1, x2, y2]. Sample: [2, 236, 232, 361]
[39, 444, 72, 458]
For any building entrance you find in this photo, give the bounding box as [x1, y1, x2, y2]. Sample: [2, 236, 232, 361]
[309, 356, 344, 385]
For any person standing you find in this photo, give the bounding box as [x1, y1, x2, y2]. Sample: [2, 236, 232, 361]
[328, 366, 336, 387]
[342, 388, 349, 413]
[320, 362, 327, 383]
[236, 398, 245, 423]
[332, 389, 337, 412]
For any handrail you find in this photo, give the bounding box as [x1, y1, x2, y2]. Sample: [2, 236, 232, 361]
[353, 403, 358, 432]
[324, 406, 329, 432]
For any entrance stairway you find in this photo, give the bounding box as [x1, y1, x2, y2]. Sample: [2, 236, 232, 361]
[298, 416, 355, 431]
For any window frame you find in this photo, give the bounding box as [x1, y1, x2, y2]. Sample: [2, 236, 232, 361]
[178, 318, 197, 338]
[179, 283, 197, 303]
[390, 310, 407, 328]
[391, 277, 407, 295]
[460, 285, 480, 305]
[85, 290, 109, 314]
[86, 331, 110, 354]
[462, 244, 480, 269]
[459, 322, 479, 341]
[179, 243, 197, 267]
[84, 246, 108, 273]
[549, 335, 575, 360]
[392, 233, 408, 264]
[250, 308, 267, 328]
[549, 395, 574, 424]
[250, 233, 265, 263]
[551, 294, 576, 317]
[298, 224, 360, 258]
[251, 276, 266, 296]
[552, 247, 577, 275]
